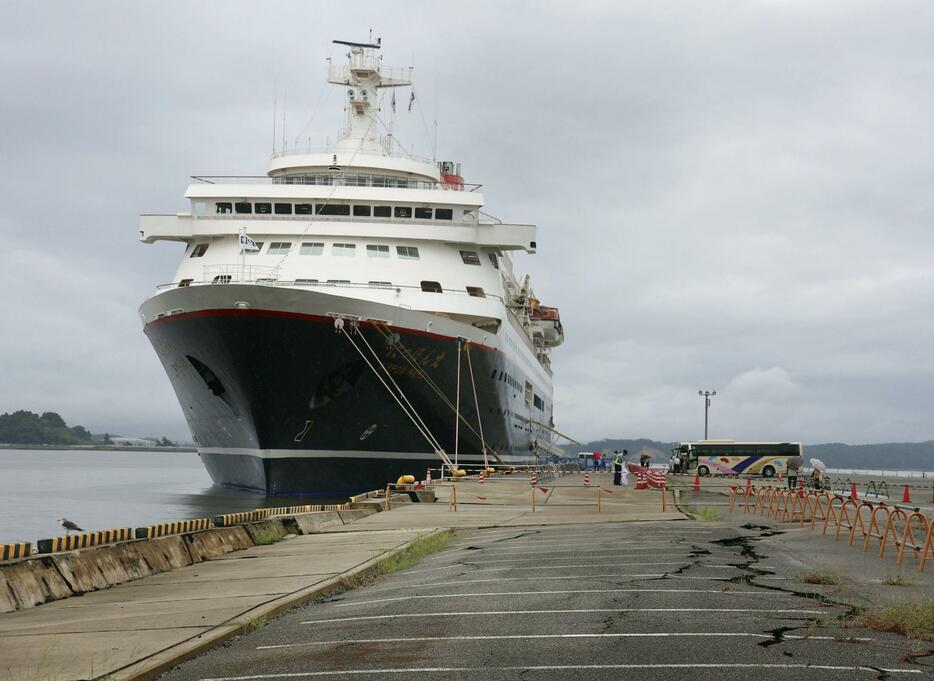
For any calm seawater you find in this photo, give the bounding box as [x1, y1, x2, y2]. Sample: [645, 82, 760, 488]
[0, 449, 337, 545]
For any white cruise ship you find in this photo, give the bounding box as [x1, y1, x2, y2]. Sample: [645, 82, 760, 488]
[138, 38, 564, 495]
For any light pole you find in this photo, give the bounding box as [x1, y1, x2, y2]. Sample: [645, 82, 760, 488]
[698, 390, 716, 440]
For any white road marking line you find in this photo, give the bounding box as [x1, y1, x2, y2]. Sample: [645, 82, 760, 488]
[401, 560, 698, 575]
[201, 664, 921, 680]
[301, 608, 831, 624]
[336, 588, 791, 607]
[459, 541, 689, 550]
[363, 573, 794, 592]
[257, 632, 875, 650]
[445, 552, 725, 565]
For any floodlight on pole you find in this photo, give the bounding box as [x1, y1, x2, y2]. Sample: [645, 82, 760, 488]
[698, 389, 716, 440]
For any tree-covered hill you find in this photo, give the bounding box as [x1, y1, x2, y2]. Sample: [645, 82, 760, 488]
[0, 410, 93, 445]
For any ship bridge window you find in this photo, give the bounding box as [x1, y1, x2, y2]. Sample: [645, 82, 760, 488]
[369, 281, 392, 288]
[374, 206, 391, 218]
[332, 243, 356, 256]
[325, 279, 350, 286]
[525, 381, 534, 405]
[353, 205, 371, 217]
[435, 208, 453, 220]
[274, 203, 292, 214]
[300, 242, 324, 255]
[245, 241, 264, 255]
[212, 275, 232, 284]
[178, 279, 193, 288]
[295, 203, 313, 215]
[366, 244, 390, 258]
[397, 246, 420, 260]
[488, 253, 499, 269]
[533, 395, 544, 410]
[467, 286, 485, 298]
[215, 202, 232, 214]
[421, 280, 442, 293]
[235, 202, 252, 214]
[414, 207, 432, 219]
[394, 206, 412, 218]
[190, 243, 209, 258]
[267, 242, 292, 255]
[460, 250, 481, 266]
[255, 202, 271, 214]
[295, 278, 318, 285]
[317, 204, 350, 216]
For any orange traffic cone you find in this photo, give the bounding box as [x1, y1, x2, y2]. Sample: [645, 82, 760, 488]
[902, 484, 911, 504]
[850, 482, 858, 500]
[777, 471, 783, 482]
[584, 471, 590, 487]
[693, 473, 701, 492]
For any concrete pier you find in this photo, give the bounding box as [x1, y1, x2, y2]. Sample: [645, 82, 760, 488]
[0, 471, 931, 680]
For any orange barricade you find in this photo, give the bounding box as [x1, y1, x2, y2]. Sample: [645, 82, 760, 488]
[863, 504, 892, 553]
[743, 486, 758, 513]
[896, 511, 932, 567]
[879, 507, 910, 559]
[809, 492, 831, 530]
[847, 501, 873, 547]
[919, 517, 933, 572]
[834, 498, 859, 541]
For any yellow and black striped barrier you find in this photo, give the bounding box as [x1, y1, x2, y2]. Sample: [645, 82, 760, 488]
[213, 510, 267, 527]
[134, 518, 213, 539]
[36, 528, 133, 554]
[264, 504, 324, 516]
[1, 542, 32, 561]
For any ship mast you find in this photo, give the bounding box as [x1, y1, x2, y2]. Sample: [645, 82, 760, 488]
[328, 39, 412, 157]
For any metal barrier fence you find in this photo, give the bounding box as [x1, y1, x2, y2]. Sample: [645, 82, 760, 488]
[727, 482, 933, 572]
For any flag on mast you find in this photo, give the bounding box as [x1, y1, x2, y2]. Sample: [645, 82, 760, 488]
[408, 89, 416, 111]
[239, 229, 259, 252]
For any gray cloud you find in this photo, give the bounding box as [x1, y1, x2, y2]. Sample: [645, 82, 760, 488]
[2, 1, 933, 444]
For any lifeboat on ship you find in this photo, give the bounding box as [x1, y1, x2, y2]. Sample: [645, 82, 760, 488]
[439, 160, 464, 190]
[530, 305, 564, 347]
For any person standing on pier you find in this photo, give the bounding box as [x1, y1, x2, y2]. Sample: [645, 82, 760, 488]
[613, 451, 624, 485]
[592, 450, 602, 472]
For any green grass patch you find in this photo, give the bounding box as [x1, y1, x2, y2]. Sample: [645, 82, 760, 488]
[851, 601, 934, 641]
[376, 529, 455, 574]
[800, 572, 841, 585]
[693, 506, 725, 521]
[252, 527, 281, 546]
[246, 616, 268, 631]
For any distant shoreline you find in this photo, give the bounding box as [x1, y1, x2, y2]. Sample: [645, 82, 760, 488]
[0, 444, 197, 453]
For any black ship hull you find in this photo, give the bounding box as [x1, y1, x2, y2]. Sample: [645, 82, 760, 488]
[145, 304, 548, 496]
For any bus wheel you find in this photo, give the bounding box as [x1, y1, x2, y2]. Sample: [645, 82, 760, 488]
[697, 465, 710, 477]
[762, 465, 776, 478]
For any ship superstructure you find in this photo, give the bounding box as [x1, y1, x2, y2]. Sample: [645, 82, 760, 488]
[138, 39, 564, 495]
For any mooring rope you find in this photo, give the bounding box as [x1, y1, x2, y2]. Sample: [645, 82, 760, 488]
[338, 321, 453, 471]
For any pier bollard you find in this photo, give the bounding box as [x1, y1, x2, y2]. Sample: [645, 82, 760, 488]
[448, 484, 458, 512]
[597, 486, 601, 513]
[531, 486, 536, 513]
[385, 485, 391, 511]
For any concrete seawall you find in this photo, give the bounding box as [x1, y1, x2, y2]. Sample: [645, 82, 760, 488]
[0, 509, 377, 613]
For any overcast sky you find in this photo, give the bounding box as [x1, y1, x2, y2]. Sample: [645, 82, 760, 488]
[2, 1, 933, 445]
